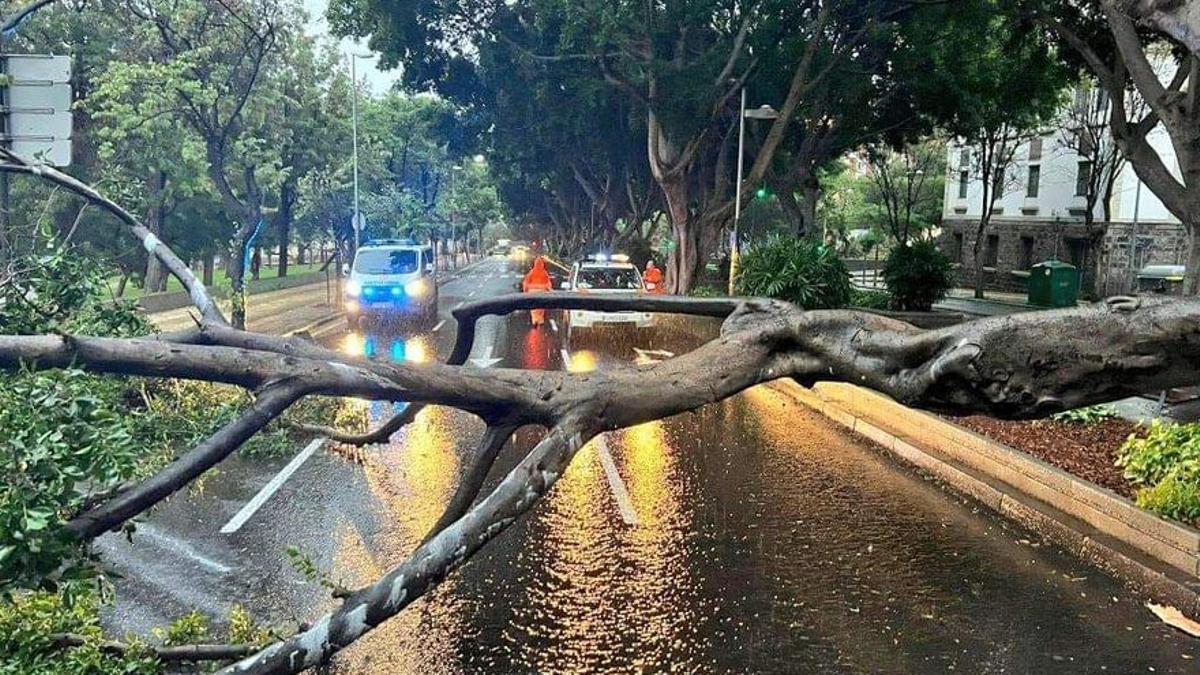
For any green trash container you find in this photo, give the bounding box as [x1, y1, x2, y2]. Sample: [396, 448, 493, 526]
[1027, 260, 1079, 307]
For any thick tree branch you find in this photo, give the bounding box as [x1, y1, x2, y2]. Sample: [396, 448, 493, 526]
[781, 297, 1200, 417]
[65, 382, 305, 540]
[0, 0, 60, 35]
[221, 420, 595, 674]
[420, 424, 517, 545]
[292, 403, 421, 446]
[448, 292, 742, 364]
[0, 156, 225, 324]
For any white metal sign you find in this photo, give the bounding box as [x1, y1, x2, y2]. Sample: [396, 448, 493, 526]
[2, 54, 72, 166]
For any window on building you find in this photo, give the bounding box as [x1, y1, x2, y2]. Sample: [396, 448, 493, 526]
[1026, 165, 1041, 198]
[1066, 238, 1089, 270]
[959, 149, 969, 167]
[1028, 138, 1043, 161]
[1075, 160, 1092, 196]
[958, 170, 969, 199]
[1019, 236, 1035, 270]
[984, 234, 1000, 268]
[952, 232, 964, 262]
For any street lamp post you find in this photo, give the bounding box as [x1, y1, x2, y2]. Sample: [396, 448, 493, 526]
[350, 54, 365, 258]
[729, 91, 780, 295]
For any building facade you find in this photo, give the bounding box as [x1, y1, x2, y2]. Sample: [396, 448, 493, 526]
[939, 90, 1185, 297]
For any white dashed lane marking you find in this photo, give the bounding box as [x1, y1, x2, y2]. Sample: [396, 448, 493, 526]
[595, 434, 638, 526]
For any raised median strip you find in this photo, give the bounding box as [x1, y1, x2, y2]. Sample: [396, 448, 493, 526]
[774, 379, 1200, 619]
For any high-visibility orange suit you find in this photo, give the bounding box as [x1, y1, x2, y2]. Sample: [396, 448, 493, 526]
[522, 256, 553, 326]
[643, 260, 665, 294]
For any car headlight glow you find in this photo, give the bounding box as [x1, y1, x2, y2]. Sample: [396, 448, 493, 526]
[404, 279, 427, 296]
[345, 279, 362, 297]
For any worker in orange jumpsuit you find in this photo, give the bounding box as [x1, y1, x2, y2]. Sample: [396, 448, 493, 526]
[522, 256, 553, 326]
[643, 260, 665, 294]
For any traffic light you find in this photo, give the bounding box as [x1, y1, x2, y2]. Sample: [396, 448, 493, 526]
[755, 186, 770, 200]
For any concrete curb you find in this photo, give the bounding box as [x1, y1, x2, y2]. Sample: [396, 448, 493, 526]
[773, 380, 1200, 619]
[286, 312, 345, 342]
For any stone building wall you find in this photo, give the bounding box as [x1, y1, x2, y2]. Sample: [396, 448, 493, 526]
[1097, 222, 1189, 296]
[938, 218, 1189, 298]
[939, 218, 1095, 295]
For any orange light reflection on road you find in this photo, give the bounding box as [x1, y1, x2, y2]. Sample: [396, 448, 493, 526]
[566, 349, 597, 373]
[522, 325, 551, 370]
[621, 420, 673, 529]
[341, 332, 364, 357]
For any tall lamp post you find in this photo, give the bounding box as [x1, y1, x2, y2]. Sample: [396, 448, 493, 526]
[349, 54, 368, 257]
[729, 89, 780, 295]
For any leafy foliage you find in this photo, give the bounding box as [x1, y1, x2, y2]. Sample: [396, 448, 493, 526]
[0, 231, 148, 336]
[1117, 421, 1200, 524]
[881, 241, 954, 311]
[0, 591, 160, 675]
[1050, 405, 1119, 425]
[688, 284, 725, 298]
[735, 237, 852, 310]
[0, 235, 359, 594]
[850, 288, 892, 310]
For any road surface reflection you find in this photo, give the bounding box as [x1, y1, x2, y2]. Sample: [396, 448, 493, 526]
[326, 316, 1197, 674]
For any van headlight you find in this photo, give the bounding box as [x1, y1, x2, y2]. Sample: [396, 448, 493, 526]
[345, 279, 362, 297]
[404, 279, 427, 296]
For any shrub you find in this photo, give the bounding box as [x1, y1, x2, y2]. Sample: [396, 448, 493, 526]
[850, 288, 891, 310]
[1051, 404, 1119, 425]
[735, 236, 852, 309]
[881, 240, 954, 311]
[1117, 420, 1200, 524]
[689, 284, 724, 297]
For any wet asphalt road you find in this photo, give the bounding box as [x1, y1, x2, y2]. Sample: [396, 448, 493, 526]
[99, 257, 1198, 673]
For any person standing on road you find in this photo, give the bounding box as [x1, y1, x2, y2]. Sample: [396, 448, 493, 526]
[643, 260, 665, 294]
[522, 256, 553, 326]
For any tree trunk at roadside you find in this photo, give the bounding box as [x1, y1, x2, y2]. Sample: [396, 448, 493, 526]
[276, 180, 294, 277]
[142, 171, 168, 294]
[202, 255, 214, 287]
[660, 176, 702, 294]
[972, 221, 987, 299]
[1184, 221, 1200, 295]
[115, 269, 131, 298]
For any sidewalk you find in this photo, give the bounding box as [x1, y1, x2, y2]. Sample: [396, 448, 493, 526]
[148, 254, 494, 335]
[148, 281, 341, 334]
[933, 288, 1038, 317]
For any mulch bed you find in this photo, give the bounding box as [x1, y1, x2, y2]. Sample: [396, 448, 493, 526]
[949, 416, 1143, 500]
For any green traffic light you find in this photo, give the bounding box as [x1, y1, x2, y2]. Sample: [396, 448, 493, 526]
[755, 186, 769, 200]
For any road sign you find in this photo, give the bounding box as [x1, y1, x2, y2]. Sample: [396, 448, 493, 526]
[2, 54, 72, 166]
[352, 212, 366, 232]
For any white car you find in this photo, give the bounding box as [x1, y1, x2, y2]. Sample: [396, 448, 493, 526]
[562, 255, 654, 336]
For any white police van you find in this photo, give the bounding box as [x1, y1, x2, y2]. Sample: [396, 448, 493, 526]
[345, 239, 438, 329]
[561, 254, 653, 338]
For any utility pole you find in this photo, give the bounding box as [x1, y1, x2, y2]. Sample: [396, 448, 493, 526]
[730, 87, 747, 296]
[728, 91, 779, 295]
[0, 40, 10, 265]
[1128, 176, 1143, 293]
[350, 54, 361, 258]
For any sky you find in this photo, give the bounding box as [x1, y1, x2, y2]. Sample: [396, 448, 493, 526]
[302, 0, 402, 95]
